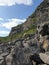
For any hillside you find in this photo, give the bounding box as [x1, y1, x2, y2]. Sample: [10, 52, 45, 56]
[0, 0, 49, 42]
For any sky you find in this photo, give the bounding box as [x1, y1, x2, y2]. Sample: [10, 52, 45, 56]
[0, 0, 43, 37]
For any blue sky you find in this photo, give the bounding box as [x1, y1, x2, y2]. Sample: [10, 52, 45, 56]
[0, 0, 43, 37]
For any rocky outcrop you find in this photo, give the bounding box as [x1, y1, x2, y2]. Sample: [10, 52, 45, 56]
[9, 25, 23, 36]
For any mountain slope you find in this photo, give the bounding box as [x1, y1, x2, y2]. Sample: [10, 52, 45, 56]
[0, 0, 49, 42]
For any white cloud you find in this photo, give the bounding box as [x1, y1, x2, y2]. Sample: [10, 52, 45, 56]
[0, 30, 9, 34]
[0, 30, 9, 36]
[2, 18, 26, 29]
[0, 18, 26, 36]
[0, 0, 33, 6]
[0, 18, 3, 20]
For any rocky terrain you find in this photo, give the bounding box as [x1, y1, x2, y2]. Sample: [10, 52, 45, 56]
[0, 0, 49, 65]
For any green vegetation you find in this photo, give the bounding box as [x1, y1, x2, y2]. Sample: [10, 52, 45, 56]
[0, 36, 10, 42]
[0, 24, 36, 42]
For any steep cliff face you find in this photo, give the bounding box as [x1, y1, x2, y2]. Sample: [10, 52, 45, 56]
[9, 0, 49, 38]
[27, 0, 49, 24]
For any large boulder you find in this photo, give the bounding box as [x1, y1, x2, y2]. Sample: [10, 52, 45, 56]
[39, 53, 49, 64]
[30, 53, 44, 65]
